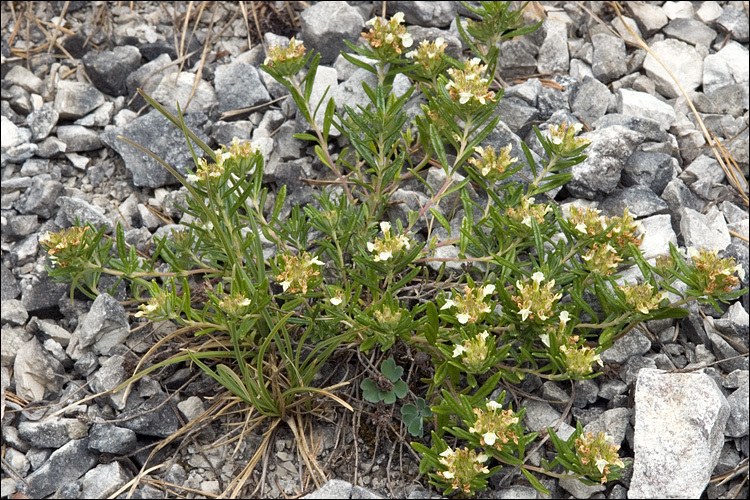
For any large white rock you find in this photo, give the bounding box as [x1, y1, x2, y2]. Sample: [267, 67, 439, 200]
[630, 369, 729, 499]
[643, 39, 704, 98]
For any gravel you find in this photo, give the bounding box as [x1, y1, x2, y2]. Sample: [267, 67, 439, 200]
[1, 1, 748, 499]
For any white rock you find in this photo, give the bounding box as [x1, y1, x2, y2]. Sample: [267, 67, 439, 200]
[714, 41, 749, 85]
[638, 214, 677, 259]
[630, 369, 729, 498]
[662, 1, 695, 20]
[679, 206, 731, 252]
[643, 39, 704, 98]
[696, 1, 724, 24]
[618, 88, 677, 129]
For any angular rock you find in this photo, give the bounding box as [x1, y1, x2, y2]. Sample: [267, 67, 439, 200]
[567, 126, 643, 198]
[498, 40, 537, 79]
[600, 328, 653, 364]
[591, 34, 627, 83]
[724, 380, 749, 437]
[716, 6, 749, 43]
[643, 39, 704, 98]
[714, 41, 749, 87]
[215, 61, 270, 114]
[1, 266, 20, 301]
[54, 80, 106, 119]
[679, 206, 731, 252]
[495, 97, 538, 135]
[523, 399, 575, 441]
[13, 174, 62, 219]
[117, 392, 180, 438]
[83, 45, 142, 96]
[302, 479, 353, 499]
[630, 369, 729, 499]
[55, 196, 114, 233]
[593, 114, 669, 143]
[18, 417, 89, 449]
[13, 336, 65, 401]
[80, 462, 132, 499]
[4, 65, 44, 94]
[571, 77, 611, 126]
[387, 1, 456, 28]
[622, 151, 676, 195]
[26, 105, 59, 141]
[1, 299, 28, 326]
[618, 88, 676, 129]
[18, 439, 98, 499]
[56, 124, 102, 152]
[663, 18, 718, 47]
[537, 19, 569, 74]
[627, 2, 669, 36]
[638, 214, 678, 260]
[67, 293, 130, 359]
[697, 1, 724, 24]
[661, 177, 706, 219]
[150, 72, 218, 113]
[663, 1, 694, 20]
[583, 407, 632, 446]
[101, 108, 210, 188]
[599, 185, 669, 218]
[299, 3, 364, 65]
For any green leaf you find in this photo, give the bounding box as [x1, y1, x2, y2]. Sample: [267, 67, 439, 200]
[521, 468, 550, 495]
[429, 123, 449, 171]
[430, 208, 452, 235]
[381, 357, 404, 382]
[425, 301, 439, 346]
[361, 378, 380, 403]
[393, 380, 408, 399]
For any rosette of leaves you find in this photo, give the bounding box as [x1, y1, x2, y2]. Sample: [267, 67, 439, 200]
[401, 397, 433, 437]
[361, 357, 408, 404]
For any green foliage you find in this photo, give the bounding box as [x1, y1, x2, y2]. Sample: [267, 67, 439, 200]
[38, 2, 748, 497]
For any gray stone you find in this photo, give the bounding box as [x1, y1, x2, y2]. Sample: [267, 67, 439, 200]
[591, 34, 627, 83]
[714, 302, 749, 340]
[599, 379, 628, 400]
[80, 462, 132, 499]
[1, 266, 20, 301]
[36, 136, 67, 158]
[714, 442, 741, 475]
[536, 75, 575, 120]
[593, 113, 669, 144]
[101, 108, 211, 188]
[18, 417, 89, 449]
[55, 196, 114, 233]
[583, 407, 632, 446]
[10, 234, 38, 267]
[697, 1, 724, 24]
[56, 125, 102, 152]
[704, 83, 747, 117]
[573, 378, 599, 408]
[663, 18, 718, 47]
[67, 293, 129, 359]
[505, 78, 542, 106]
[299, 3, 364, 65]
[215, 62, 270, 114]
[150, 72, 218, 113]
[630, 369, 730, 499]
[495, 97, 538, 135]
[707, 328, 747, 373]
[571, 77, 611, 126]
[612, 15, 643, 46]
[622, 151, 676, 195]
[4, 65, 44, 94]
[643, 39, 704, 98]
[599, 185, 669, 219]
[567, 126, 643, 198]
[638, 214, 678, 260]
[351, 485, 386, 499]
[21, 274, 69, 314]
[118, 392, 180, 438]
[1, 327, 31, 367]
[88, 354, 130, 410]
[7, 85, 32, 115]
[1, 115, 25, 150]
[14, 173, 63, 218]
[498, 40, 538, 79]
[537, 19, 569, 74]
[523, 399, 575, 441]
[302, 479, 353, 499]
[387, 1, 456, 28]
[713, 41, 749, 87]
[618, 88, 676, 129]
[600, 328, 653, 364]
[663, 1, 694, 20]
[559, 472, 605, 498]
[126, 52, 175, 99]
[679, 205, 731, 252]
[19, 439, 98, 499]
[13, 336, 65, 401]
[661, 177, 706, 219]
[1, 299, 28, 326]
[26, 104, 59, 141]
[716, 6, 749, 43]
[724, 380, 749, 438]
[627, 2, 669, 36]
[54, 80, 106, 119]
[88, 424, 138, 454]
[619, 355, 658, 386]
[83, 45, 142, 96]
[19, 158, 50, 176]
[300, 65, 338, 135]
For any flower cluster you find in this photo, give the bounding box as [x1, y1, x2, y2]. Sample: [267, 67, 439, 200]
[574, 432, 626, 483]
[581, 243, 622, 275]
[468, 145, 517, 181]
[688, 247, 744, 295]
[506, 196, 552, 230]
[263, 37, 306, 76]
[218, 293, 252, 316]
[437, 447, 490, 494]
[566, 205, 606, 236]
[452, 330, 493, 372]
[187, 155, 227, 184]
[405, 37, 448, 79]
[511, 272, 562, 322]
[547, 122, 589, 155]
[559, 343, 603, 376]
[134, 290, 174, 320]
[361, 12, 413, 58]
[367, 221, 411, 262]
[39, 226, 90, 266]
[374, 305, 402, 329]
[445, 58, 495, 107]
[469, 400, 520, 451]
[620, 282, 665, 314]
[604, 208, 642, 251]
[276, 252, 324, 293]
[441, 283, 495, 324]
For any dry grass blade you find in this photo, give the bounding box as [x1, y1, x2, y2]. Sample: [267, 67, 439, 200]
[609, 1, 749, 209]
[47, 0, 69, 54]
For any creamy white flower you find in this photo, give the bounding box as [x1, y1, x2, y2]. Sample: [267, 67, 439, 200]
[736, 265, 746, 281]
[330, 296, 342, 305]
[385, 33, 394, 44]
[532, 272, 545, 284]
[378, 250, 392, 261]
[281, 280, 291, 291]
[456, 313, 471, 324]
[441, 299, 455, 310]
[453, 344, 466, 357]
[365, 17, 377, 26]
[572, 122, 583, 133]
[435, 37, 444, 47]
[483, 284, 496, 296]
[187, 174, 201, 183]
[596, 458, 609, 474]
[405, 50, 417, 58]
[392, 12, 405, 23]
[522, 216, 532, 227]
[539, 333, 550, 347]
[310, 256, 324, 266]
[439, 448, 454, 457]
[459, 91, 472, 104]
[441, 470, 455, 479]
[559, 310, 570, 325]
[518, 307, 531, 322]
[476, 453, 488, 463]
[479, 330, 490, 341]
[486, 400, 502, 411]
[576, 222, 587, 233]
[483, 431, 496, 446]
[367, 242, 376, 252]
[401, 32, 413, 47]
[380, 221, 391, 233]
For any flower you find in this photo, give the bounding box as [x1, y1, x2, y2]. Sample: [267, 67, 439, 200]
[361, 12, 413, 59]
[263, 37, 307, 76]
[451, 331, 494, 372]
[547, 121, 589, 154]
[367, 221, 411, 262]
[468, 145, 517, 181]
[444, 58, 495, 110]
[512, 273, 562, 323]
[688, 247, 744, 295]
[506, 196, 552, 231]
[275, 252, 324, 294]
[437, 447, 490, 494]
[468, 401, 520, 452]
[581, 243, 623, 275]
[218, 293, 252, 316]
[619, 282, 665, 315]
[574, 431, 626, 483]
[441, 283, 495, 324]
[559, 344, 603, 376]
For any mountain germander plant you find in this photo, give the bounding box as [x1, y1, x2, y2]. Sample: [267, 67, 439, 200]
[39, 2, 747, 497]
